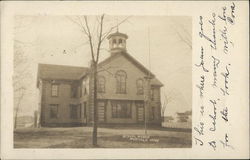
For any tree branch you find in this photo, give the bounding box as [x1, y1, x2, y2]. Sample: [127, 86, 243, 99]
[175, 28, 192, 49]
[84, 16, 96, 62]
[101, 16, 131, 42]
[96, 14, 105, 63]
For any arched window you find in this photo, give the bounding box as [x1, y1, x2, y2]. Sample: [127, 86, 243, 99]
[112, 39, 117, 48]
[118, 39, 123, 47]
[118, 39, 122, 44]
[97, 76, 105, 93]
[136, 78, 144, 95]
[115, 70, 127, 94]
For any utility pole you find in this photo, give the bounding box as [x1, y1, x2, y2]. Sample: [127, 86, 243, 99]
[144, 27, 152, 135]
[144, 76, 152, 135]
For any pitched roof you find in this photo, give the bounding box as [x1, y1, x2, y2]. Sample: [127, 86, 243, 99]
[37, 64, 88, 86]
[37, 52, 163, 87]
[107, 32, 128, 39]
[98, 52, 163, 87]
[151, 78, 163, 87]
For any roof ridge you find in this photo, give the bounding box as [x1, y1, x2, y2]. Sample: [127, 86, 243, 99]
[38, 63, 89, 69]
[98, 52, 155, 77]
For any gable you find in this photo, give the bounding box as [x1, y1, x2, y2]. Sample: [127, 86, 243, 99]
[98, 52, 163, 87]
[99, 52, 154, 76]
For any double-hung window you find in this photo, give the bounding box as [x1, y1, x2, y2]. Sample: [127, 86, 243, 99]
[111, 101, 131, 118]
[51, 84, 59, 97]
[136, 79, 144, 95]
[115, 70, 127, 94]
[97, 76, 105, 93]
[50, 104, 59, 119]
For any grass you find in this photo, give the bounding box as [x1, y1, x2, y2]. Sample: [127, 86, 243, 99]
[14, 126, 192, 148]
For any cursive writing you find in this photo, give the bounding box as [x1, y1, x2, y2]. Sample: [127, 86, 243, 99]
[218, 6, 227, 25]
[209, 99, 217, 132]
[220, 107, 228, 122]
[195, 46, 209, 72]
[194, 137, 203, 146]
[194, 122, 205, 135]
[196, 75, 205, 98]
[208, 141, 216, 151]
[220, 26, 230, 54]
[220, 133, 234, 149]
[230, 3, 236, 20]
[200, 105, 204, 116]
[211, 56, 220, 87]
[220, 64, 230, 96]
[199, 14, 217, 50]
[228, 2, 236, 25]
[218, 3, 236, 25]
[195, 2, 237, 150]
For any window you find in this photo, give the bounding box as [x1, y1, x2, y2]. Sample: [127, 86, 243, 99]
[71, 83, 78, 98]
[83, 102, 87, 118]
[136, 79, 144, 95]
[82, 80, 87, 95]
[79, 85, 82, 97]
[118, 39, 122, 44]
[118, 39, 123, 47]
[97, 76, 105, 93]
[111, 101, 131, 118]
[70, 104, 79, 119]
[79, 103, 82, 118]
[50, 104, 58, 119]
[112, 39, 117, 48]
[115, 70, 127, 94]
[51, 84, 58, 97]
[84, 87, 87, 95]
[151, 88, 155, 101]
[151, 107, 155, 120]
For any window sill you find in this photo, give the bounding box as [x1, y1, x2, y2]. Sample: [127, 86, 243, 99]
[111, 117, 132, 119]
[115, 92, 127, 94]
[137, 93, 144, 95]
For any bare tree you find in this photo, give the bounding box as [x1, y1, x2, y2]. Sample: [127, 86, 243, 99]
[14, 87, 26, 129]
[161, 89, 173, 118]
[13, 16, 34, 129]
[68, 15, 130, 146]
[171, 19, 192, 50]
[13, 43, 31, 129]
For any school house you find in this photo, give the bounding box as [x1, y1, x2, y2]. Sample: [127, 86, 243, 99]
[37, 31, 163, 127]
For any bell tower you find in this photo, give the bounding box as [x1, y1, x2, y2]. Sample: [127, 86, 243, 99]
[107, 31, 128, 56]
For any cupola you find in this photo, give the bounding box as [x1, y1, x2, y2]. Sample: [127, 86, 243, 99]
[107, 31, 128, 56]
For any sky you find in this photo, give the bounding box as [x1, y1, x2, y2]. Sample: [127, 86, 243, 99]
[14, 15, 192, 117]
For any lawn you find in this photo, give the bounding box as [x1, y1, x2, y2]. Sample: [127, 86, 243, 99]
[14, 126, 192, 148]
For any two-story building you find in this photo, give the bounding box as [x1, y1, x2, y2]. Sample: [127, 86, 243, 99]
[37, 31, 163, 127]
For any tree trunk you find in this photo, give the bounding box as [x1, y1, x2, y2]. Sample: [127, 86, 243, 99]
[14, 108, 18, 129]
[92, 62, 98, 146]
[14, 94, 23, 129]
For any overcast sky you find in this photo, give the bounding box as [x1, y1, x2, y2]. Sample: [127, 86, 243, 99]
[14, 15, 192, 117]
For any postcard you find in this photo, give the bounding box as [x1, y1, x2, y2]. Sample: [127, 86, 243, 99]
[1, 1, 249, 159]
